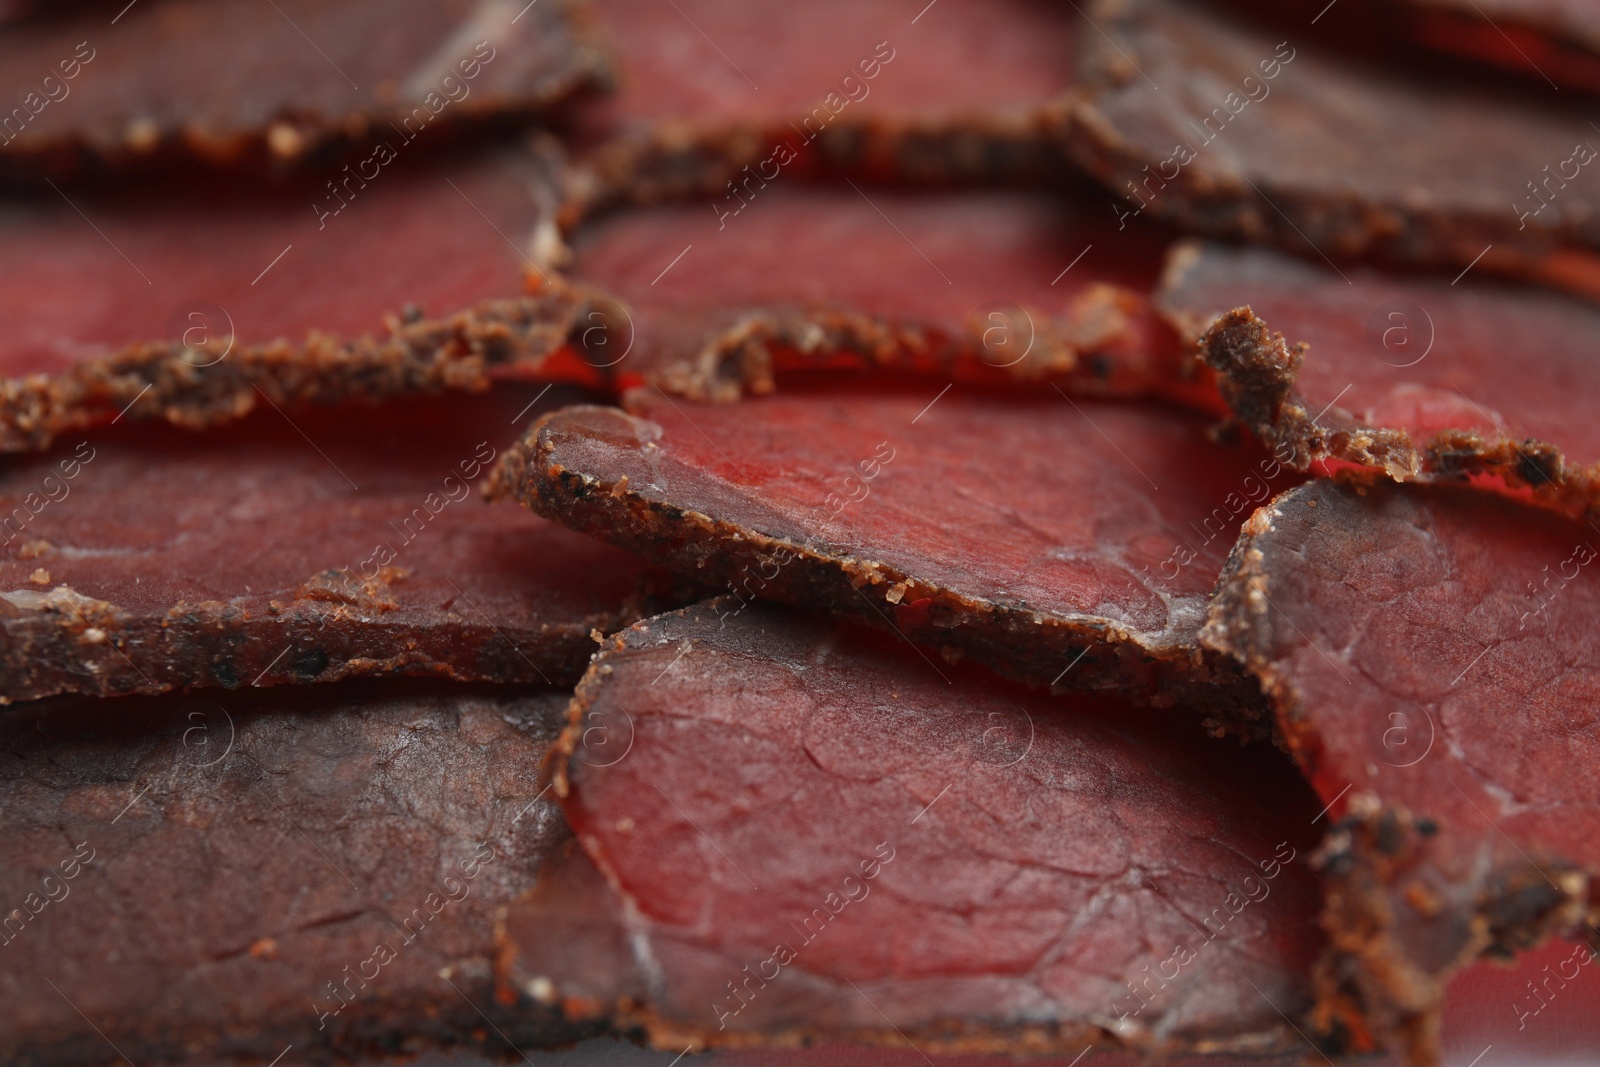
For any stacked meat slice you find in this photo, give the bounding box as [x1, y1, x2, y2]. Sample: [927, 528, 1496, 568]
[2, 2, 1597, 1067]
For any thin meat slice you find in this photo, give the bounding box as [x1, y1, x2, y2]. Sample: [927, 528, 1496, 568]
[1161, 241, 1600, 518]
[500, 602, 1329, 1057]
[1063, 0, 1600, 272]
[0, 385, 676, 702]
[0, 148, 606, 451]
[569, 187, 1200, 406]
[1204, 478, 1600, 1065]
[0, 0, 608, 181]
[492, 381, 1303, 721]
[0, 681, 588, 1066]
[575, 0, 1079, 203]
[1396, 0, 1600, 93]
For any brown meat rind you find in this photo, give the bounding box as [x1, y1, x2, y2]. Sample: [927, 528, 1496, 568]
[1195, 306, 1594, 519]
[0, 289, 611, 453]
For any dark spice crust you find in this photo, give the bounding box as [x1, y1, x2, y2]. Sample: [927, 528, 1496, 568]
[626, 286, 1143, 404]
[1310, 802, 1594, 1067]
[0, 288, 611, 453]
[576, 107, 1078, 217]
[1203, 492, 1599, 1067]
[490, 410, 1269, 734]
[0, 567, 674, 703]
[1194, 306, 1595, 519]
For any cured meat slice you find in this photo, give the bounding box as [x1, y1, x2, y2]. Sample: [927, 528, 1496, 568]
[0, 385, 676, 702]
[1063, 0, 1600, 271]
[1396, 0, 1600, 93]
[0, 680, 589, 1066]
[493, 381, 1301, 719]
[0, 0, 609, 181]
[0, 149, 604, 451]
[1203, 478, 1600, 1064]
[575, 0, 1079, 202]
[569, 187, 1199, 406]
[1161, 241, 1600, 517]
[500, 602, 1329, 1057]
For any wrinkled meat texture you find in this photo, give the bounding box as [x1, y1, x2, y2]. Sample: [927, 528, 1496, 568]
[1064, 0, 1600, 269]
[0, 386, 676, 702]
[1204, 479, 1600, 1064]
[494, 381, 1299, 718]
[0, 149, 606, 449]
[0, 681, 587, 1066]
[0, 0, 608, 180]
[1164, 242, 1600, 516]
[575, 0, 1079, 198]
[503, 602, 1327, 1056]
[570, 188, 1201, 405]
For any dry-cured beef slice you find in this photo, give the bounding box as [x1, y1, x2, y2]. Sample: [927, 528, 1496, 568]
[0, 680, 590, 1067]
[569, 187, 1203, 407]
[0, 385, 678, 702]
[1395, 0, 1600, 93]
[1062, 0, 1600, 272]
[1162, 241, 1600, 518]
[0, 0, 609, 181]
[492, 382, 1302, 721]
[573, 0, 1079, 203]
[0, 148, 610, 451]
[500, 602, 1330, 1057]
[1203, 478, 1600, 1065]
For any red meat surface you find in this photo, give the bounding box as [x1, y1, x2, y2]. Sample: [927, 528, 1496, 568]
[502, 602, 1328, 1056]
[1204, 478, 1600, 1065]
[493, 381, 1300, 718]
[1063, 0, 1600, 272]
[0, 149, 600, 449]
[1163, 241, 1600, 516]
[0, 385, 678, 701]
[0, 681, 587, 1066]
[568, 188, 1197, 405]
[574, 0, 1079, 196]
[1401, 0, 1600, 92]
[0, 0, 609, 180]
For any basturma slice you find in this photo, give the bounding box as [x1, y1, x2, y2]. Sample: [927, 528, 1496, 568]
[574, 0, 1079, 203]
[501, 602, 1328, 1057]
[0, 148, 601, 451]
[493, 381, 1302, 720]
[569, 186, 1197, 406]
[0, 0, 609, 181]
[1204, 478, 1600, 1065]
[1394, 0, 1600, 93]
[0, 681, 587, 1066]
[1063, 0, 1600, 271]
[0, 386, 672, 703]
[1161, 241, 1600, 518]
